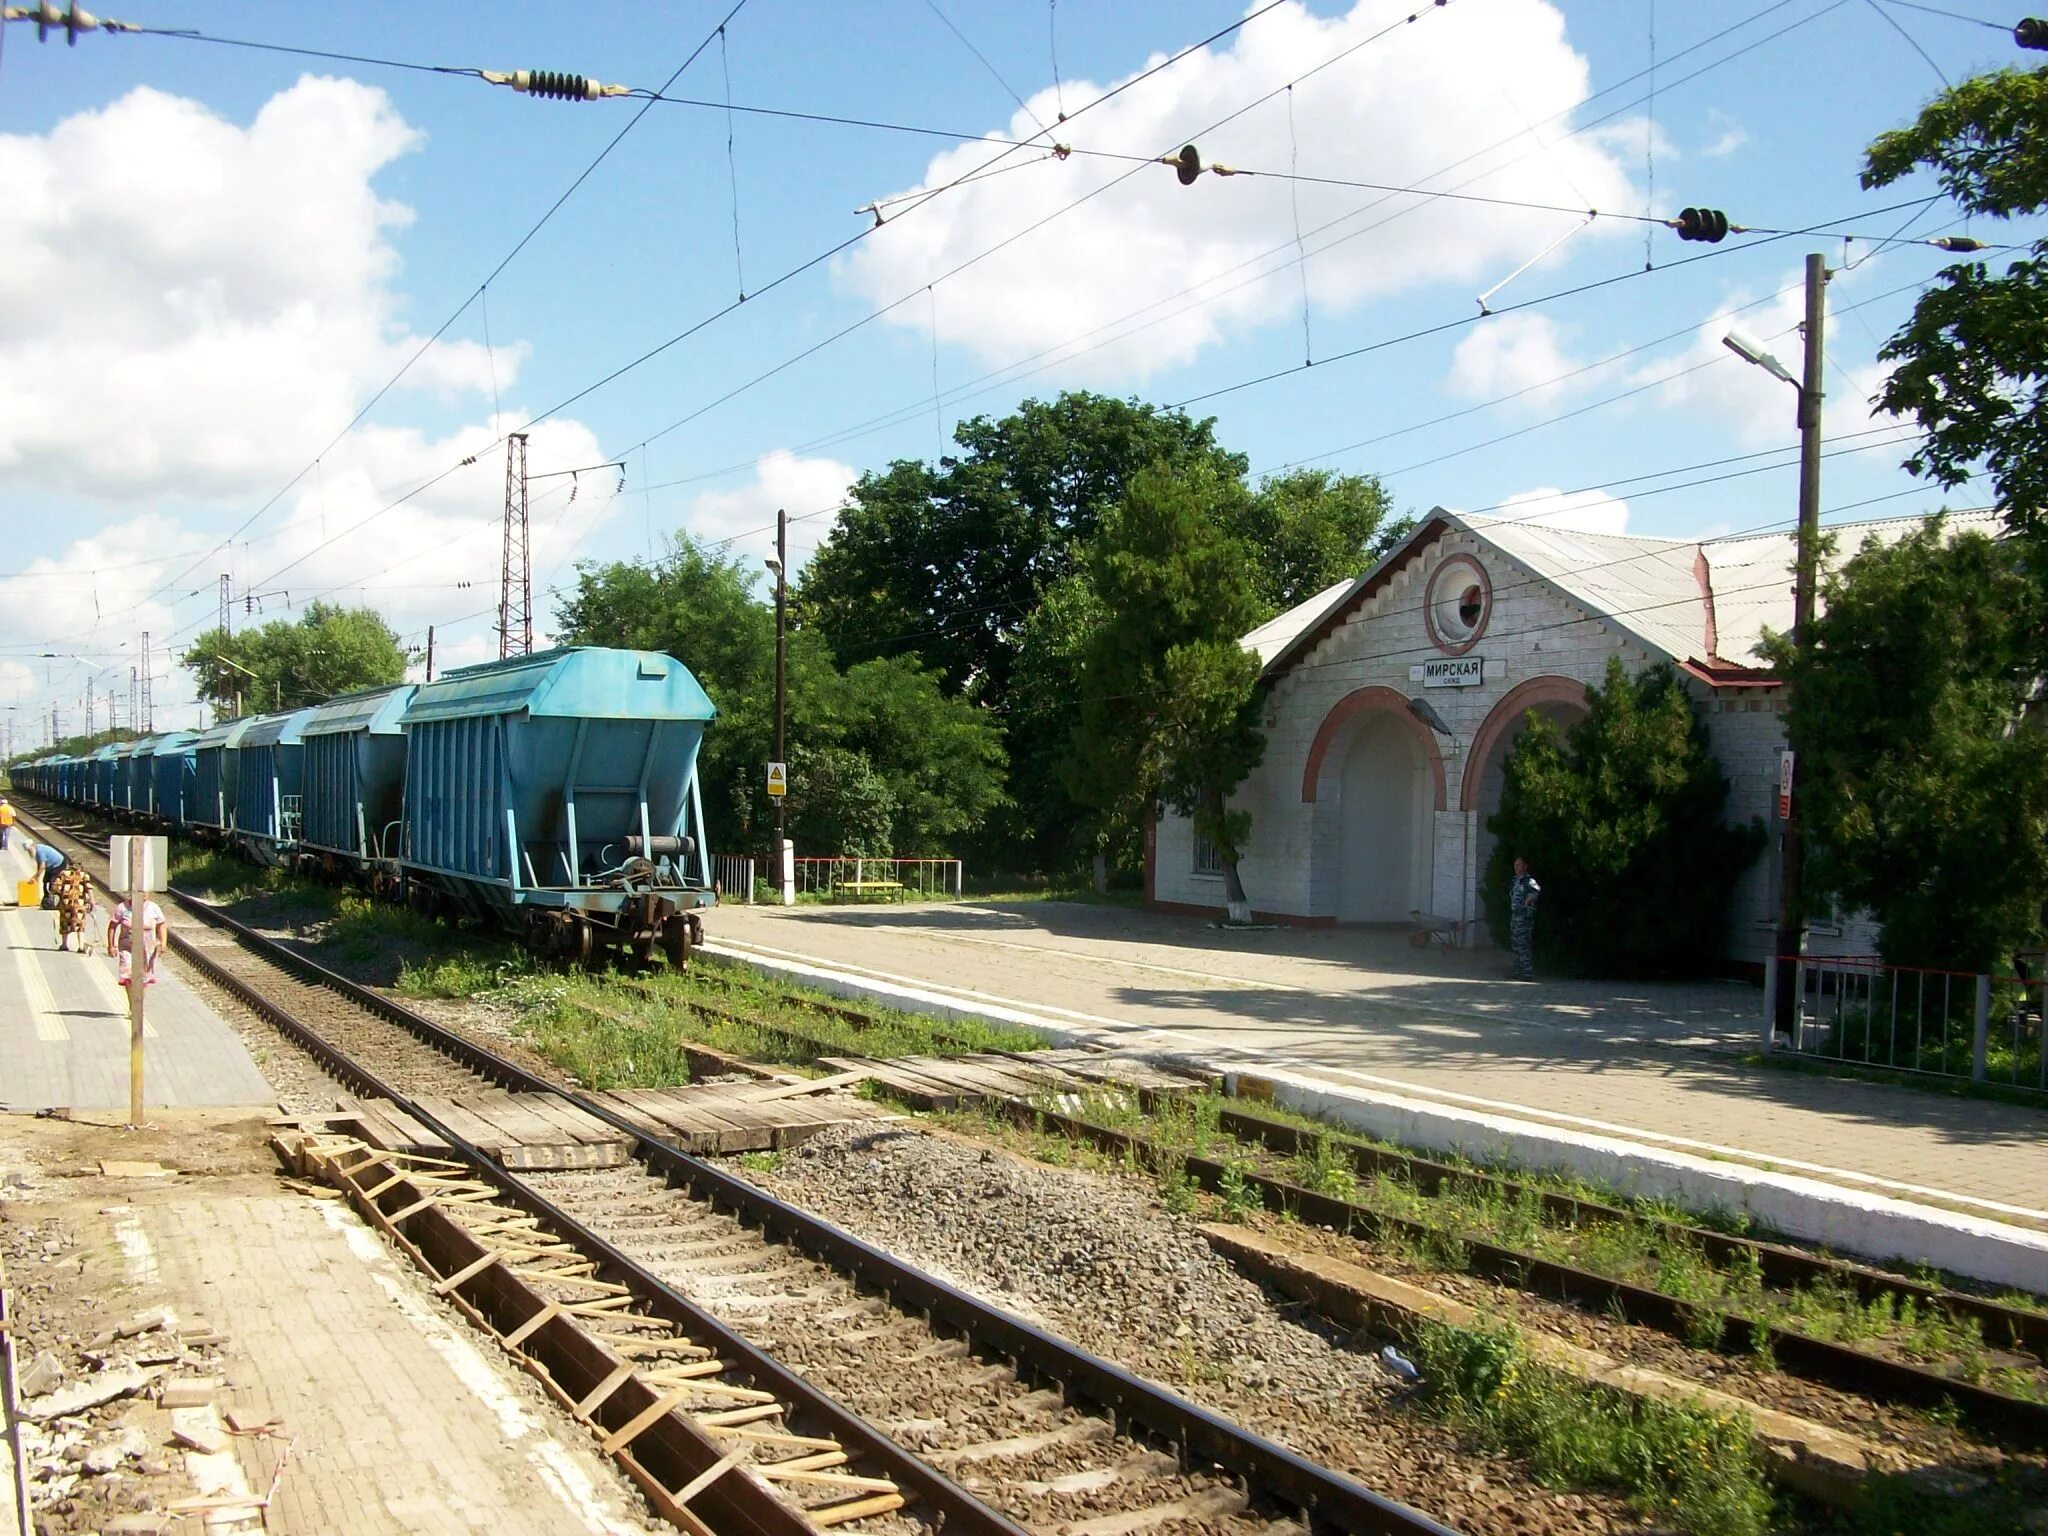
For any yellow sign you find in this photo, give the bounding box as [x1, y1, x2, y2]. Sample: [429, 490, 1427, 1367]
[765, 761, 787, 798]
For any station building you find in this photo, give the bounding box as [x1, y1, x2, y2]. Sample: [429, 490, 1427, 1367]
[1147, 507, 1998, 965]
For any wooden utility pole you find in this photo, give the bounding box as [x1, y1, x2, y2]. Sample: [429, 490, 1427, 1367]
[425, 625, 436, 682]
[1773, 252, 1828, 1038]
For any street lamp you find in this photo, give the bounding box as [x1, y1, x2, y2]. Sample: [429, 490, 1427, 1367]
[765, 512, 791, 905]
[1724, 252, 1827, 1042]
[210, 653, 261, 717]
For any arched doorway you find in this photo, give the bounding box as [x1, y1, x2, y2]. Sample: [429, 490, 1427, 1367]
[1336, 714, 1431, 922]
[1465, 676, 1590, 886]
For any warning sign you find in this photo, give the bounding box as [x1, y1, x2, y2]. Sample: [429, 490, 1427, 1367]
[1778, 750, 1795, 822]
[765, 761, 788, 799]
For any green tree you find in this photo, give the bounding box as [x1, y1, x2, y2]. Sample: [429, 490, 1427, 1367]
[801, 392, 1248, 697]
[1862, 66, 2048, 557]
[182, 602, 409, 715]
[1484, 659, 1762, 976]
[555, 536, 1005, 858]
[1759, 520, 2048, 970]
[1070, 464, 1267, 921]
[1225, 468, 1410, 613]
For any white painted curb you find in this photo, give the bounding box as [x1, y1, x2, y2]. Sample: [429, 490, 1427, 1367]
[703, 939, 2048, 1293]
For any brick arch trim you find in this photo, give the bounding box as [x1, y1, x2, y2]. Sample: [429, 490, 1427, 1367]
[1460, 675, 1590, 812]
[1300, 685, 1447, 810]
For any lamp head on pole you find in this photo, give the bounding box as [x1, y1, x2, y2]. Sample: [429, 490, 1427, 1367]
[764, 555, 784, 580]
[1722, 328, 1798, 387]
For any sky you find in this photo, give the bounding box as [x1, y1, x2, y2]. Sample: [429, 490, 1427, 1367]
[0, 0, 2036, 746]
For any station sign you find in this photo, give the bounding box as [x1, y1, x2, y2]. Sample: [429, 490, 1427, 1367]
[1415, 656, 1485, 688]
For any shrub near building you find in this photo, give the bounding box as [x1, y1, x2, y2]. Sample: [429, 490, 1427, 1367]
[1483, 659, 1762, 977]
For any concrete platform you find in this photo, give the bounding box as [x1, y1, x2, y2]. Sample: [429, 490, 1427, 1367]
[0, 1113, 664, 1535]
[0, 842, 275, 1112]
[705, 901, 2048, 1289]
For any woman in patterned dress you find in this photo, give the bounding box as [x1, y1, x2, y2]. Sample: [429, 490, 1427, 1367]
[50, 863, 93, 953]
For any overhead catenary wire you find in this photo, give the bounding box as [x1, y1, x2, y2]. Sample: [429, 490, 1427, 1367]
[180, 1, 1305, 635]
[70, 1, 752, 648]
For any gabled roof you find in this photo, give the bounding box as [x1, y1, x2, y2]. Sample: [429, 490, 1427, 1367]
[1253, 506, 2007, 684]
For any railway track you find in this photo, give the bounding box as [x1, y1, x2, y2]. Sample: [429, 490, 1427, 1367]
[14, 800, 1458, 1536]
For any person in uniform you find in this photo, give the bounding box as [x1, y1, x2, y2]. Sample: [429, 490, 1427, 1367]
[50, 862, 92, 952]
[0, 796, 15, 851]
[1509, 856, 1541, 981]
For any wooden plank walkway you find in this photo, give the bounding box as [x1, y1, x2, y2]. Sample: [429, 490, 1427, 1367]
[325, 1090, 632, 1170]
[815, 1050, 1215, 1111]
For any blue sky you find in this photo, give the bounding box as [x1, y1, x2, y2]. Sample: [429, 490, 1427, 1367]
[0, 0, 2034, 741]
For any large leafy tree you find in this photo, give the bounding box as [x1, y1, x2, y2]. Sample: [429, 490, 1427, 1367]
[1069, 464, 1267, 921]
[1760, 521, 2048, 970]
[1862, 66, 2048, 558]
[182, 602, 409, 715]
[801, 392, 1248, 698]
[555, 537, 1003, 857]
[1484, 659, 1762, 976]
[1225, 469, 1410, 614]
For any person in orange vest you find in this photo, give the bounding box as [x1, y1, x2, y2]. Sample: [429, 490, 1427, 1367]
[0, 796, 14, 852]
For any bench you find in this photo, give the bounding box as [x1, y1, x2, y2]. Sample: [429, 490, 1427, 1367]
[1408, 912, 1465, 952]
[838, 880, 904, 894]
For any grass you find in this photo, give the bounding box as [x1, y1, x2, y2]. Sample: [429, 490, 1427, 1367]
[451, 959, 1047, 1090]
[958, 1089, 2048, 1402]
[1407, 1318, 1773, 1536]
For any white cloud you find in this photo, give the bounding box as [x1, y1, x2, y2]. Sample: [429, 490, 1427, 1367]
[683, 450, 857, 575]
[1495, 486, 1631, 534]
[0, 77, 522, 502]
[837, 0, 1642, 377]
[1623, 269, 1900, 449]
[1702, 109, 1748, 158]
[1446, 313, 1579, 402]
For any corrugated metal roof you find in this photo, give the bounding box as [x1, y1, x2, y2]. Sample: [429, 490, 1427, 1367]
[402, 646, 716, 726]
[1242, 575, 1356, 666]
[189, 717, 255, 752]
[239, 706, 318, 750]
[304, 683, 415, 738]
[1464, 516, 1707, 662]
[1252, 506, 2009, 677]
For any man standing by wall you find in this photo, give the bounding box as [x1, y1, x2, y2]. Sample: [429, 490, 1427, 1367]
[1510, 856, 1541, 981]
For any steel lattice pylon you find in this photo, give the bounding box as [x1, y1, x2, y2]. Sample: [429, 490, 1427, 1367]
[500, 431, 532, 658]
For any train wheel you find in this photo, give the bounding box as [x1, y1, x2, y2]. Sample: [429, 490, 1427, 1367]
[570, 915, 595, 970]
[662, 915, 692, 971]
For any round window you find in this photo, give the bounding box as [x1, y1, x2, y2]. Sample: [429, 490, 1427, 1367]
[1423, 555, 1491, 655]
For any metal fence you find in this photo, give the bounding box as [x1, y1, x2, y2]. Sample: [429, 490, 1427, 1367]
[794, 856, 963, 902]
[1767, 953, 2046, 1092]
[713, 854, 756, 903]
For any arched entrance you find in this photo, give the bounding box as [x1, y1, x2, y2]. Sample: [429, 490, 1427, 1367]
[1465, 675, 1590, 883]
[1302, 686, 1446, 923]
[1336, 714, 1431, 922]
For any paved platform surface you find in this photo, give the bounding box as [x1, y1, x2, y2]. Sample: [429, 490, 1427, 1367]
[0, 841, 275, 1111]
[710, 901, 2048, 1226]
[0, 1115, 663, 1536]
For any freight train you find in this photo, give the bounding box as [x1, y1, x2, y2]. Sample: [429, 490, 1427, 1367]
[14, 646, 717, 968]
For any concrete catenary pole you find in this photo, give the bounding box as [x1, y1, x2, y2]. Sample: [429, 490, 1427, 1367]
[773, 508, 791, 905]
[1772, 252, 1828, 1038]
[126, 835, 147, 1126]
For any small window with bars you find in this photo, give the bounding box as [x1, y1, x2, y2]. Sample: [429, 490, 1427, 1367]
[1191, 832, 1224, 878]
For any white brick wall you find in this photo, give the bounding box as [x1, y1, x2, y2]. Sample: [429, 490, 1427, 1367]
[1156, 525, 1884, 964]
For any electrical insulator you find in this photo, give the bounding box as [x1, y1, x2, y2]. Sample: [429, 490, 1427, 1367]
[2016, 17, 2048, 49]
[1166, 144, 1203, 185]
[1673, 207, 1731, 243]
[1931, 235, 1987, 253]
[480, 69, 630, 101]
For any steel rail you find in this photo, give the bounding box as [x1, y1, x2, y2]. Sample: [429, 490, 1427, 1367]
[15, 801, 1461, 1536]
[984, 1095, 2048, 1449]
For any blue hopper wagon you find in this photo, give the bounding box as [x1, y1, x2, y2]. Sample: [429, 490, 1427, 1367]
[234, 707, 318, 863]
[114, 737, 157, 821]
[400, 647, 717, 966]
[86, 743, 121, 810]
[187, 717, 254, 840]
[149, 732, 199, 829]
[299, 683, 415, 887]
